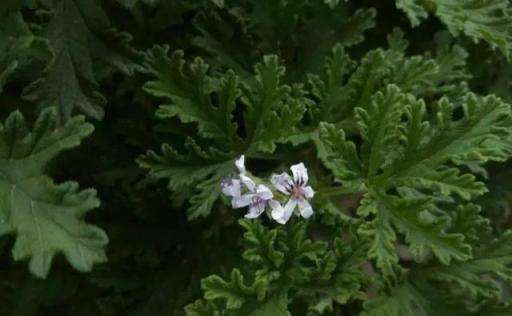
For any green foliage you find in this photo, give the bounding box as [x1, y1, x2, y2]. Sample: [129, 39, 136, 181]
[186, 220, 364, 316]
[307, 30, 470, 130]
[425, 231, 512, 306]
[138, 46, 307, 219]
[202, 269, 266, 309]
[0, 12, 48, 94]
[20, 0, 135, 121]
[320, 84, 512, 275]
[193, 0, 375, 78]
[2, 1, 512, 315]
[362, 230, 512, 315]
[396, 0, 429, 26]
[362, 281, 431, 316]
[396, 0, 512, 59]
[0, 108, 107, 278]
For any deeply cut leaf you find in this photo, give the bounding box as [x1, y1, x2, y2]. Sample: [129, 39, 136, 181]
[396, 0, 512, 59]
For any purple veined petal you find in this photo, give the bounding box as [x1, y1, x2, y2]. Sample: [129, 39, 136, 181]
[245, 203, 265, 219]
[240, 174, 256, 192]
[271, 172, 293, 195]
[297, 198, 313, 219]
[302, 186, 315, 199]
[235, 155, 246, 174]
[221, 178, 241, 197]
[290, 163, 308, 185]
[256, 184, 273, 200]
[232, 194, 254, 208]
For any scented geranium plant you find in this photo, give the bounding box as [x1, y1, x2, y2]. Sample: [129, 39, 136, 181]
[221, 155, 315, 223]
[2, 0, 512, 315]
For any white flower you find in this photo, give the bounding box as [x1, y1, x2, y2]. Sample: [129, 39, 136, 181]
[221, 178, 241, 197]
[222, 155, 273, 219]
[270, 163, 315, 224]
[232, 184, 273, 219]
[221, 155, 255, 197]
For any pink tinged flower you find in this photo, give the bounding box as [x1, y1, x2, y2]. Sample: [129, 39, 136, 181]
[270, 163, 315, 224]
[232, 184, 274, 219]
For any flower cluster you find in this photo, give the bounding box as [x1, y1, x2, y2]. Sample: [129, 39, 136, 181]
[221, 156, 315, 224]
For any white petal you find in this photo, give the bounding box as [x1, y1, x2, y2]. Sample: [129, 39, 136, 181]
[269, 200, 284, 222]
[235, 155, 246, 174]
[281, 198, 297, 223]
[231, 194, 253, 208]
[302, 186, 315, 199]
[272, 198, 296, 224]
[221, 179, 241, 197]
[271, 172, 293, 195]
[245, 203, 265, 219]
[290, 163, 308, 185]
[256, 184, 273, 200]
[240, 174, 256, 192]
[298, 199, 313, 219]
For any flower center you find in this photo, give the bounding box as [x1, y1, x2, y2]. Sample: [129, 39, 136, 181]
[291, 185, 304, 198]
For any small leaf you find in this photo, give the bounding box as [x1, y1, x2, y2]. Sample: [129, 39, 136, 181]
[202, 269, 266, 310]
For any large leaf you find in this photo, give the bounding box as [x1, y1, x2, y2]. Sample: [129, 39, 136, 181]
[319, 85, 512, 274]
[0, 108, 107, 278]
